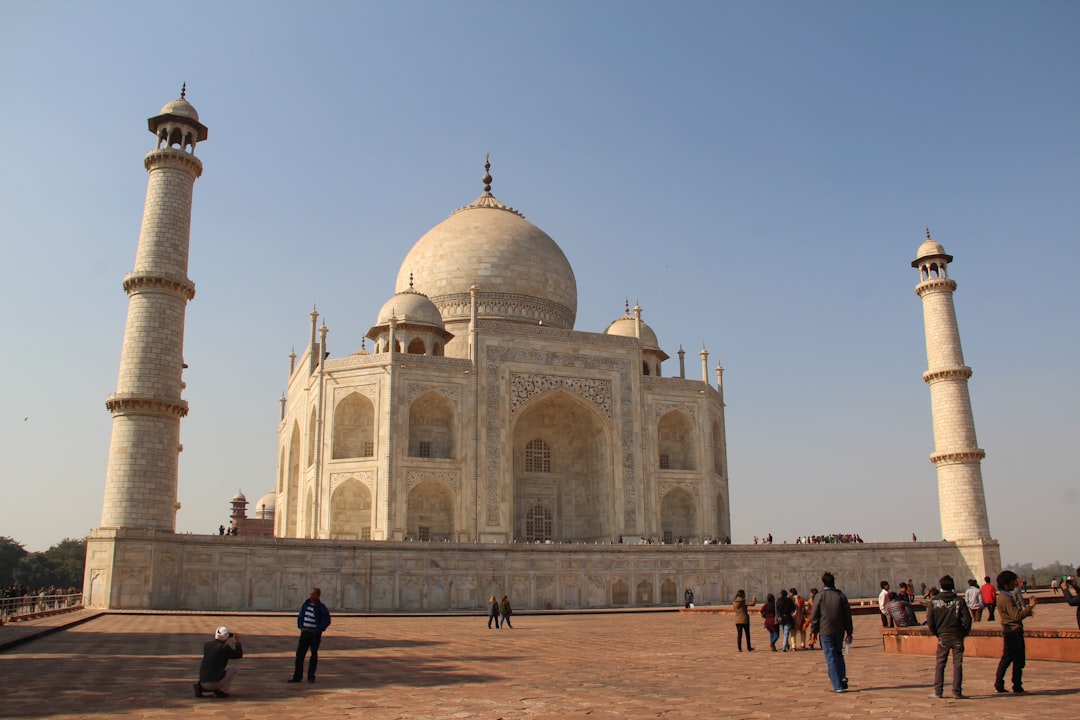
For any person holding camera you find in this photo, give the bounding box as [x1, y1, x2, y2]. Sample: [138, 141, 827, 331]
[195, 625, 243, 698]
[1060, 571, 1080, 630]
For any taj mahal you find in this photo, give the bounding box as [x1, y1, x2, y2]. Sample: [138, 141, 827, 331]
[83, 91, 1000, 611]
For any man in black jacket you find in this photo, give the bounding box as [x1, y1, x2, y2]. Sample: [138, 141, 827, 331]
[196, 626, 243, 698]
[809, 572, 853, 693]
[926, 575, 972, 699]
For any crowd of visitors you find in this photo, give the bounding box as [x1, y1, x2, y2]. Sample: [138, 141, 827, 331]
[796, 534, 864, 544]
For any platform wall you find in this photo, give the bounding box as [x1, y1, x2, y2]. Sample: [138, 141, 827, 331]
[83, 529, 999, 611]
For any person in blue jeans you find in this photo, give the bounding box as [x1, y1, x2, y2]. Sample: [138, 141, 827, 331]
[290, 587, 331, 683]
[810, 572, 853, 693]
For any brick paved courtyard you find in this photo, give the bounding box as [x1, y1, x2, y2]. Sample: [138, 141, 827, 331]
[1, 603, 1076, 719]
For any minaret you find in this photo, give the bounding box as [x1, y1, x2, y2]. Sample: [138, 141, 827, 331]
[913, 231, 999, 575]
[100, 88, 207, 532]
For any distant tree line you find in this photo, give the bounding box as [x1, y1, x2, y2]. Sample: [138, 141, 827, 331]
[1005, 560, 1077, 587]
[0, 536, 86, 590]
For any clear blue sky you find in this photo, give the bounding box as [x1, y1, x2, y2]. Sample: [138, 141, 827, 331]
[1, 1, 1076, 567]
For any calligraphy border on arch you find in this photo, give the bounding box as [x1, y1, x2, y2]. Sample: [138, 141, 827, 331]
[329, 471, 375, 495]
[406, 470, 460, 491]
[407, 382, 459, 403]
[333, 384, 378, 406]
[510, 373, 612, 420]
[653, 402, 698, 420]
[485, 347, 636, 529]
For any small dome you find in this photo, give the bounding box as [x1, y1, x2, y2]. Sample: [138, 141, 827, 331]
[231, 490, 246, 502]
[916, 238, 947, 259]
[159, 97, 200, 122]
[605, 315, 661, 349]
[376, 286, 445, 328]
[254, 492, 276, 515]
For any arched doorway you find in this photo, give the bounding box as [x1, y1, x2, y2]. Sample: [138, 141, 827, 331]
[512, 389, 613, 542]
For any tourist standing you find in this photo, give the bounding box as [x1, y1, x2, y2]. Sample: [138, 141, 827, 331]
[964, 578, 984, 622]
[290, 587, 331, 683]
[488, 595, 501, 629]
[980, 576, 997, 622]
[994, 570, 1036, 694]
[805, 588, 819, 650]
[810, 572, 853, 693]
[196, 625, 243, 698]
[732, 589, 756, 651]
[790, 588, 806, 650]
[777, 589, 796, 652]
[760, 593, 779, 651]
[500, 595, 514, 629]
[926, 575, 971, 699]
[878, 580, 892, 628]
[1060, 571, 1080, 630]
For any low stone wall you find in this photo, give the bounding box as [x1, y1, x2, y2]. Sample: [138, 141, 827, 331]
[882, 626, 1080, 662]
[83, 529, 997, 612]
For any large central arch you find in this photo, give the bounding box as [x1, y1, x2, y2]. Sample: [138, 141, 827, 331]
[511, 388, 613, 542]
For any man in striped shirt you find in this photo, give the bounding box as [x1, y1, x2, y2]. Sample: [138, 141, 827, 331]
[290, 587, 332, 683]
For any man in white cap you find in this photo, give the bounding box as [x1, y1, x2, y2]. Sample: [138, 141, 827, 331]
[195, 626, 243, 698]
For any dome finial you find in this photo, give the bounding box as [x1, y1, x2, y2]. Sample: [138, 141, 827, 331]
[926, 227, 932, 240]
[624, 298, 630, 314]
[409, 272, 414, 289]
[180, 82, 187, 100]
[482, 153, 493, 194]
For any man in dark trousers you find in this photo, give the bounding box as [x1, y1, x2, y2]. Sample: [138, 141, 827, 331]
[1060, 570, 1080, 630]
[196, 625, 243, 698]
[926, 574, 972, 699]
[809, 571, 853, 693]
[290, 587, 331, 683]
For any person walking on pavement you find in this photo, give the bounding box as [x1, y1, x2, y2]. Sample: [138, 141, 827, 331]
[488, 595, 501, 629]
[500, 595, 514, 629]
[290, 587, 331, 683]
[810, 571, 853, 694]
[926, 574, 972, 699]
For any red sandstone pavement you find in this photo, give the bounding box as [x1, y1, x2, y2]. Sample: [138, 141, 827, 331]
[1, 604, 1077, 719]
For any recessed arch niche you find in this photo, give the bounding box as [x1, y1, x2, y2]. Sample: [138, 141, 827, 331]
[512, 389, 613, 542]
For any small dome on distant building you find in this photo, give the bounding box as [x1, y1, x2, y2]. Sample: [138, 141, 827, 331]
[376, 282, 445, 329]
[231, 490, 247, 502]
[604, 302, 661, 350]
[159, 97, 200, 122]
[912, 229, 953, 268]
[254, 492, 276, 519]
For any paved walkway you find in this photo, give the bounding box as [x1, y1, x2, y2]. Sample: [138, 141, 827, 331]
[1, 604, 1076, 719]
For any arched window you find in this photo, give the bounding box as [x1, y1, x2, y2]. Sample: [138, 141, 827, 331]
[525, 504, 552, 542]
[408, 392, 455, 458]
[524, 438, 551, 472]
[332, 392, 375, 459]
[407, 337, 426, 354]
[658, 410, 697, 470]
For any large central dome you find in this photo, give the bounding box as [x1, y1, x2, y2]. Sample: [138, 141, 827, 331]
[395, 164, 577, 330]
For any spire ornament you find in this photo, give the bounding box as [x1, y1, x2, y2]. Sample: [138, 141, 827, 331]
[483, 153, 493, 193]
[180, 82, 187, 100]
